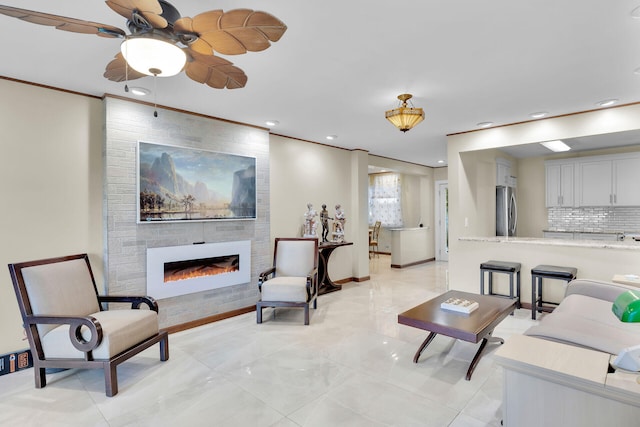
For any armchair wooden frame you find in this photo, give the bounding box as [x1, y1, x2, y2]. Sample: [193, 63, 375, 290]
[257, 238, 319, 325]
[8, 254, 169, 397]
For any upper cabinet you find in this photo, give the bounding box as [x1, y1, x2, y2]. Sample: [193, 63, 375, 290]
[613, 157, 640, 205]
[577, 159, 612, 206]
[496, 157, 512, 187]
[546, 153, 640, 208]
[576, 153, 640, 206]
[545, 162, 574, 207]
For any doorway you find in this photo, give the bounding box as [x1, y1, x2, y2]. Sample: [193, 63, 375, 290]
[435, 180, 449, 261]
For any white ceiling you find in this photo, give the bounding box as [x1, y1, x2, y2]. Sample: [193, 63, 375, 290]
[2, 1, 640, 167]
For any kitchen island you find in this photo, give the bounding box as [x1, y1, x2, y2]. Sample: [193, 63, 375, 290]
[448, 236, 640, 309]
[389, 227, 431, 268]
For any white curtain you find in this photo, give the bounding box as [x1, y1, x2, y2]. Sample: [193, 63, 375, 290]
[369, 173, 403, 227]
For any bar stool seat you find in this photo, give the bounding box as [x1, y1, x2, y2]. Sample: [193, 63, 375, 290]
[480, 260, 521, 309]
[531, 264, 577, 320]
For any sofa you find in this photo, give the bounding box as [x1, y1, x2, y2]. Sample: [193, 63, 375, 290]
[524, 278, 640, 355]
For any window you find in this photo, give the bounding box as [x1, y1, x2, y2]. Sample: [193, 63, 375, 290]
[369, 173, 403, 227]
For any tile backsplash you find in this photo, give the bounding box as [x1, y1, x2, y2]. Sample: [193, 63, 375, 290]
[548, 207, 640, 232]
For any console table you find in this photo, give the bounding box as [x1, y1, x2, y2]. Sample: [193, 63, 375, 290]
[318, 241, 353, 295]
[494, 334, 640, 426]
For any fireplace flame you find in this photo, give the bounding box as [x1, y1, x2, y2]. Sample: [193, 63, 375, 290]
[165, 265, 238, 283]
[164, 255, 239, 284]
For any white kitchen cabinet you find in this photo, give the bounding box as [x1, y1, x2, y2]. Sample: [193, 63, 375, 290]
[543, 232, 574, 239]
[575, 233, 620, 241]
[496, 158, 512, 187]
[577, 154, 640, 206]
[613, 157, 640, 205]
[577, 159, 612, 206]
[545, 162, 574, 207]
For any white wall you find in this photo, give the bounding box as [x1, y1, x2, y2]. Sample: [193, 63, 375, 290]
[104, 97, 271, 328]
[368, 156, 436, 259]
[0, 79, 104, 353]
[269, 135, 356, 281]
[0, 78, 432, 354]
[447, 103, 640, 292]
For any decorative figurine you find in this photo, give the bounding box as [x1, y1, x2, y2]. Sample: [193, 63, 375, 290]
[303, 202, 318, 237]
[332, 204, 346, 242]
[320, 204, 331, 242]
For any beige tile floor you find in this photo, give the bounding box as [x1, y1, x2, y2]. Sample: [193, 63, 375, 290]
[0, 256, 537, 426]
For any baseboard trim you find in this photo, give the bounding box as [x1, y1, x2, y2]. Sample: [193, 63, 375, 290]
[165, 305, 256, 334]
[391, 258, 435, 269]
[166, 275, 375, 334]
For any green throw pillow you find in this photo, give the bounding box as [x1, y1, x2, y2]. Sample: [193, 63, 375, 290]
[612, 290, 640, 322]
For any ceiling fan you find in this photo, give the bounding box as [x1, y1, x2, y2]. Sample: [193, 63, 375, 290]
[0, 0, 287, 89]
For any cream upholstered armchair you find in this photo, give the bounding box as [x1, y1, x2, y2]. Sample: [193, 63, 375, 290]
[257, 238, 319, 325]
[8, 253, 169, 397]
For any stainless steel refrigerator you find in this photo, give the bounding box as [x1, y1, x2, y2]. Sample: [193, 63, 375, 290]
[496, 185, 517, 236]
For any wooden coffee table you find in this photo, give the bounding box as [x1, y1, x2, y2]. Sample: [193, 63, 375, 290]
[398, 290, 517, 380]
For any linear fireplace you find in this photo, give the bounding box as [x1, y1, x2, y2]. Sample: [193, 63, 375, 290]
[146, 241, 251, 299]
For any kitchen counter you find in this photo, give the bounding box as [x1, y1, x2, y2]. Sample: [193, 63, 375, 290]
[542, 229, 628, 234]
[450, 236, 640, 307]
[459, 236, 640, 250]
[389, 227, 430, 268]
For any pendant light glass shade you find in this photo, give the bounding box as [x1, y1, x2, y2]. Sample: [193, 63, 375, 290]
[121, 37, 187, 77]
[385, 94, 424, 132]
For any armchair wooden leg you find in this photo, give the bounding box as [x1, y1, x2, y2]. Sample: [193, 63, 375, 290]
[105, 364, 118, 397]
[160, 335, 169, 361]
[35, 366, 46, 389]
[304, 305, 309, 325]
[256, 304, 263, 324]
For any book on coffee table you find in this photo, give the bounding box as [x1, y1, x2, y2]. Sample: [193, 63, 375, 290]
[440, 297, 479, 314]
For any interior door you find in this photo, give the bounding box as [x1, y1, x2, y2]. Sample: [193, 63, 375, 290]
[435, 180, 449, 261]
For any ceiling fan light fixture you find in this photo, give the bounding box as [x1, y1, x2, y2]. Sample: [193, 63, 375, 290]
[121, 37, 186, 77]
[385, 94, 424, 132]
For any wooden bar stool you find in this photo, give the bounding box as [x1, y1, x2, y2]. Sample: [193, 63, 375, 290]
[480, 260, 521, 309]
[530, 264, 577, 320]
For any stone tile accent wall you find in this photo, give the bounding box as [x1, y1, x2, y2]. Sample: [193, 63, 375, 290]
[548, 206, 640, 232]
[104, 97, 270, 328]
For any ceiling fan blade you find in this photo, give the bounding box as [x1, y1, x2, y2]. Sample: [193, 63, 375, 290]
[106, 0, 168, 29]
[0, 5, 125, 38]
[104, 52, 147, 82]
[184, 52, 247, 89]
[177, 9, 287, 56]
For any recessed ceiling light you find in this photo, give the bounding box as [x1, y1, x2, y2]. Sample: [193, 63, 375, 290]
[326, 135, 338, 140]
[437, 160, 445, 164]
[529, 111, 548, 119]
[129, 87, 150, 96]
[265, 120, 279, 127]
[631, 6, 640, 18]
[541, 140, 571, 152]
[477, 122, 494, 128]
[596, 98, 618, 107]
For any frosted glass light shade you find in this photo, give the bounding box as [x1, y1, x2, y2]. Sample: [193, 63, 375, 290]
[121, 38, 186, 77]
